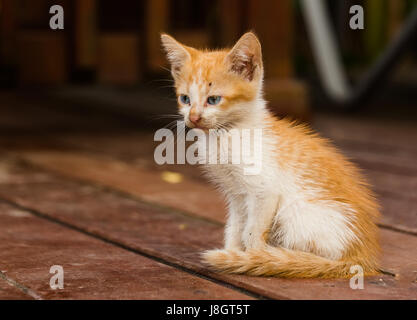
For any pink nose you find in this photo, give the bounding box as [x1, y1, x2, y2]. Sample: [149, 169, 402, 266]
[189, 114, 201, 124]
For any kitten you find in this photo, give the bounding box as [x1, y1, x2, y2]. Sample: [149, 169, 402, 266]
[161, 32, 380, 278]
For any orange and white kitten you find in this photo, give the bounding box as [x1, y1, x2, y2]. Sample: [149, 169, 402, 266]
[161, 32, 380, 278]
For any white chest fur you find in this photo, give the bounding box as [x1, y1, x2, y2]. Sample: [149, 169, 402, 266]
[200, 122, 358, 260]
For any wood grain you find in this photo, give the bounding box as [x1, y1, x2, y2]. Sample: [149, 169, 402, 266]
[0, 159, 415, 299]
[0, 202, 252, 300]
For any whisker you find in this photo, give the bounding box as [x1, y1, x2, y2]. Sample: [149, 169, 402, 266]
[159, 65, 172, 74]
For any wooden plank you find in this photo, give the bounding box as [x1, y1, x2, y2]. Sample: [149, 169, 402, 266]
[15, 149, 417, 235]
[0, 159, 416, 299]
[313, 114, 417, 155]
[337, 143, 417, 176]
[0, 277, 33, 300]
[378, 195, 417, 234]
[365, 170, 417, 201]
[13, 151, 226, 224]
[0, 202, 251, 300]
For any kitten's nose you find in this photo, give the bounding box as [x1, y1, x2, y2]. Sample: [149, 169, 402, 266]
[189, 107, 201, 124]
[189, 114, 201, 124]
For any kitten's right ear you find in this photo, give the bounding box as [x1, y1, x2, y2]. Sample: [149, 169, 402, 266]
[161, 33, 191, 76]
[226, 32, 263, 81]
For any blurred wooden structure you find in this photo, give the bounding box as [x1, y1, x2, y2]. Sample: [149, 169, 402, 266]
[0, 0, 310, 119]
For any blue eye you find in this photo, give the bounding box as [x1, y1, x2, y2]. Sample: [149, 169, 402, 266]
[207, 96, 221, 105]
[179, 94, 190, 105]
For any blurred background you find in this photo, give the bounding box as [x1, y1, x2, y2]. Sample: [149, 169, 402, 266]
[1, 0, 417, 124]
[0, 0, 416, 180]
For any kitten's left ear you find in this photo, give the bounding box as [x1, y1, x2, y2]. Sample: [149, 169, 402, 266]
[226, 32, 263, 81]
[161, 33, 192, 77]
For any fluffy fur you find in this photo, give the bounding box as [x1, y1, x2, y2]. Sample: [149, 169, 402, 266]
[161, 32, 380, 278]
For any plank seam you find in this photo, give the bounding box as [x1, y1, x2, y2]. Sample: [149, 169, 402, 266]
[0, 271, 42, 300]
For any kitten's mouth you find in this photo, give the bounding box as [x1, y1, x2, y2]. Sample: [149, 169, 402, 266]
[186, 120, 210, 131]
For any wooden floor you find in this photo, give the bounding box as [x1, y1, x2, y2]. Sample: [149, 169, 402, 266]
[0, 90, 416, 300]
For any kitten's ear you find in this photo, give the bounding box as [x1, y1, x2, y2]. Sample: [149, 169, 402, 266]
[161, 33, 191, 77]
[226, 32, 263, 81]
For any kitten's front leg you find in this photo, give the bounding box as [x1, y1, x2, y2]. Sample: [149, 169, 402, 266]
[242, 194, 278, 250]
[224, 197, 246, 250]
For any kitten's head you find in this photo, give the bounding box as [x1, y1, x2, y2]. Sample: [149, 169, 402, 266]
[161, 32, 263, 130]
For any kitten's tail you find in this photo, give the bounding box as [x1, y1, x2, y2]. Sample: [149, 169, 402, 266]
[202, 247, 379, 279]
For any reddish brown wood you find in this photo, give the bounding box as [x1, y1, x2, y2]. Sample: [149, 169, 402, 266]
[0, 160, 416, 299]
[0, 202, 251, 300]
[365, 170, 417, 201]
[378, 195, 417, 234]
[339, 146, 417, 176]
[14, 151, 226, 224]
[0, 278, 33, 300]
[313, 114, 417, 155]
[16, 149, 417, 235]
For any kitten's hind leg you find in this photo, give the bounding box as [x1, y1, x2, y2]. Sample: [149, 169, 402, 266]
[242, 195, 278, 250]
